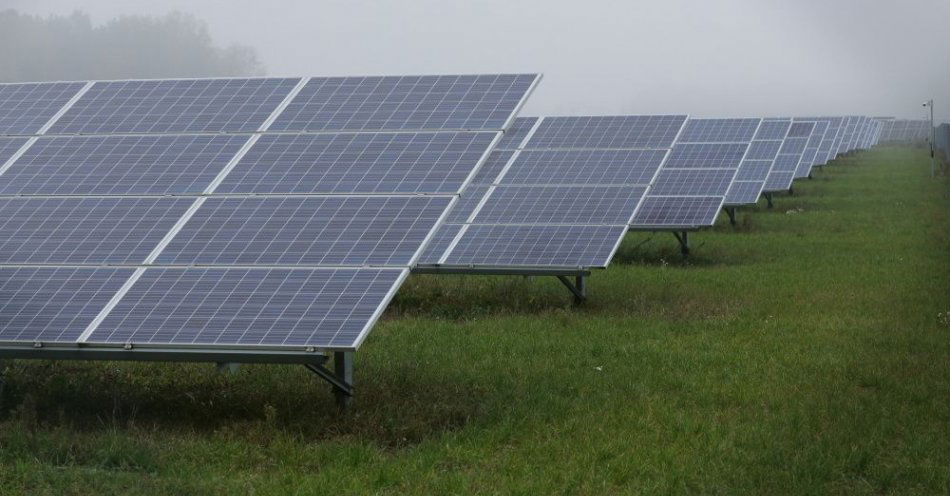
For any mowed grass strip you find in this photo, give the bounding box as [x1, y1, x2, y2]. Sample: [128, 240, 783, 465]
[0, 147, 947, 494]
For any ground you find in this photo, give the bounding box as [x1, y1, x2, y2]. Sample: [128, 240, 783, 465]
[0, 146, 947, 495]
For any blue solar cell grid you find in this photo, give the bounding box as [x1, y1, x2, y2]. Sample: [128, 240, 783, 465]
[49, 78, 301, 134]
[0, 135, 250, 195]
[523, 115, 687, 149]
[0, 267, 135, 344]
[269, 74, 538, 132]
[87, 268, 406, 348]
[725, 181, 764, 205]
[744, 140, 782, 160]
[472, 186, 646, 225]
[216, 132, 498, 195]
[439, 225, 627, 268]
[0, 197, 194, 264]
[630, 196, 723, 228]
[677, 118, 760, 143]
[157, 196, 451, 267]
[500, 149, 667, 185]
[0, 82, 86, 135]
[649, 169, 735, 196]
[735, 159, 773, 181]
[754, 120, 791, 140]
[661, 143, 748, 168]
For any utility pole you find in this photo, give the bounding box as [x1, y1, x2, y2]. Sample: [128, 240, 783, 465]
[923, 99, 935, 177]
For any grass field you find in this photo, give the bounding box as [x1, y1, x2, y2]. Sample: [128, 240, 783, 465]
[0, 146, 947, 495]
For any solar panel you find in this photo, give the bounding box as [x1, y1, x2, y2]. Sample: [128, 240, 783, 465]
[676, 118, 760, 143]
[0, 82, 86, 135]
[744, 140, 783, 160]
[268, 74, 539, 132]
[523, 115, 687, 149]
[0, 135, 250, 195]
[794, 120, 828, 178]
[499, 149, 669, 185]
[648, 169, 735, 196]
[155, 196, 452, 266]
[0, 197, 194, 264]
[631, 196, 723, 228]
[48, 78, 301, 134]
[734, 159, 774, 181]
[754, 120, 791, 140]
[471, 185, 646, 224]
[725, 181, 765, 205]
[662, 143, 748, 168]
[437, 225, 627, 267]
[0, 267, 135, 343]
[215, 132, 499, 195]
[86, 268, 406, 348]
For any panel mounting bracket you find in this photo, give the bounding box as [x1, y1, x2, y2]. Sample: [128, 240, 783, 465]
[556, 275, 587, 304]
[304, 351, 353, 410]
[764, 192, 774, 209]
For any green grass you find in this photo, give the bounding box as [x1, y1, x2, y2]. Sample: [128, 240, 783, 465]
[0, 147, 947, 495]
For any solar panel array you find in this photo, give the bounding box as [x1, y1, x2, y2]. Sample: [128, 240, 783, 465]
[0, 74, 540, 352]
[630, 118, 758, 228]
[793, 118, 830, 178]
[725, 118, 790, 205]
[418, 115, 687, 269]
[763, 120, 815, 192]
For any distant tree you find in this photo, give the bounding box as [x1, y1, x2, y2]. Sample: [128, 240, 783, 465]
[0, 10, 264, 82]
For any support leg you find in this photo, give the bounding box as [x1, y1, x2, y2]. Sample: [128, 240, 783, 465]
[724, 206, 737, 226]
[788, 186, 794, 195]
[672, 231, 689, 256]
[556, 275, 587, 303]
[333, 352, 353, 409]
[765, 192, 774, 209]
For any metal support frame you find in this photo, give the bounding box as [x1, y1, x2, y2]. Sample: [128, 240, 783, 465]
[672, 231, 689, 256]
[724, 206, 737, 226]
[304, 351, 353, 409]
[0, 345, 359, 410]
[556, 275, 587, 303]
[764, 192, 774, 209]
[788, 186, 794, 195]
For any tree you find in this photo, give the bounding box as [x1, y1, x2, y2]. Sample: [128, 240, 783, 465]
[0, 10, 264, 82]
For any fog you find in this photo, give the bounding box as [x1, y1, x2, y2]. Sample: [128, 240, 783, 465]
[4, 0, 948, 120]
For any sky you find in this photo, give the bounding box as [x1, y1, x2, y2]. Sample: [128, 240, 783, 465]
[4, 0, 948, 120]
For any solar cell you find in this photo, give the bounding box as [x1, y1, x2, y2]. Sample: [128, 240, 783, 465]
[49, 78, 301, 134]
[676, 118, 759, 143]
[215, 132, 499, 195]
[268, 74, 539, 132]
[86, 267, 406, 349]
[0, 197, 193, 264]
[417, 223, 465, 263]
[787, 122, 814, 138]
[438, 225, 627, 267]
[0, 135, 250, 195]
[472, 185, 646, 224]
[0, 267, 134, 343]
[523, 115, 686, 149]
[630, 196, 723, 228]
[444, 185, 490, 223]
[156, 196, 452, 266]
[763, 170, 795, 191]
[0, 82, 86, 135]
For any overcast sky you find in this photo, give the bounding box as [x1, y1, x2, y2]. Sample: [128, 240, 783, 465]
[5, 0, 948, 119]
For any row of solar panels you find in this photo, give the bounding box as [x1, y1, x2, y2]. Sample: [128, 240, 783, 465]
[0, 75, 883, 358]
[875, 118, 931, 142]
